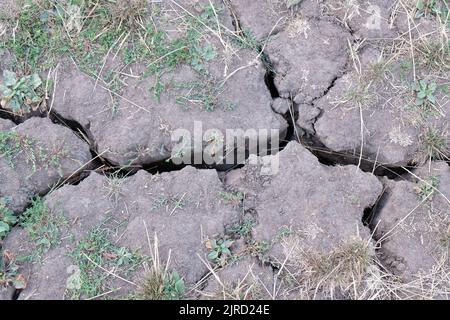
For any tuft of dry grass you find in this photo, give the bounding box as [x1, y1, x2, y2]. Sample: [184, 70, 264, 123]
[277, 234, 376, 299]
[415, 39, 450, 73]
[273, 231, 450, 299]
[107, 0, 148, 30]
[138, 231, 169, 300]
[137, 228, 185, 300]
[415, 126, 449, 164]
[140, 268, 165, 300]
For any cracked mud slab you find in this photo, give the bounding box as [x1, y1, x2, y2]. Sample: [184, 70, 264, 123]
[374, 162, 450, 288]
[267, 17, 350, 105]
[227, 142, 382, 257]
[0, 117, 91, 212]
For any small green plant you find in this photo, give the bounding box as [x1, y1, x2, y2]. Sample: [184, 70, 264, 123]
[286, 0, 302, 8]
[106, 0, 148, 30]
[232, 28, 262, 51]
[206, 238, 233, 265]
[0, 71, 43, 115]
[219, 191, 244, 205]
[172, 79, 236, 112]
[0, 250, 26, 290]
[248, 240, 271, 259]
[0, 199, 17, 239]
[416, 0, 435, 17]
[189, 42, 216, 73]
[163, 271, 185, 300]
[412, 80, 448, 117]
[226, 216, 255, 237]
[275, 226, 296, 241]
[68, 227, 143, 299]
[19, 197, 66, 256]
[415, 175, 440, 201]
[414, 80, 438, 106]
[150, 193, 187, 213]
[174, 80, 218, 112]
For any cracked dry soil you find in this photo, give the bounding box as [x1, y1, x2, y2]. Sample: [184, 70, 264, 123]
[1, 0, 450, 300]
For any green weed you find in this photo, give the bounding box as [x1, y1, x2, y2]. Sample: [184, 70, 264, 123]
[68, 227, 144, 300]
[226, 216, 255, 237]
[0, 250, 26, 290]
[412, 80, 448, 117]
[103, 173, 126, 205]
[299, 238, 373, 292]
[0, 70, 43, 115]
[0, 1, 65, 73]
[206, 238, 233, 265]
[345, 82, 373, 107]
[172, 79, 236, 112]
[219, 191, 244, 205]
[415, 175, 440, 200]
[414, 80, 438, 106]
[136, 232, 185, 300]
[232, 28, 262, 51]
[19, 197, 67, 256]
[247, 240, 271, 259]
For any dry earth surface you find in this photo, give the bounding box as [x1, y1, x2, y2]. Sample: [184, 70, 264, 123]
[0, 0, 449, 300]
